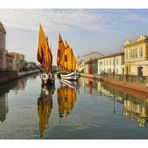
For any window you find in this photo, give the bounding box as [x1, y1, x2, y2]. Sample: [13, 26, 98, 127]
[126, 50, 128, 60]
[116, 59, 118, 65]
[139, 47, 143, 57]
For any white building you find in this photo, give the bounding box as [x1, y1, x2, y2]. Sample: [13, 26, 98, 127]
[98, 52, 124, 75]
[77, 51, 104, 74]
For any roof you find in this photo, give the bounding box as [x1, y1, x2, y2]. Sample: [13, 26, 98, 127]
[80, 51, 104, 62]
[7, 52, 16, 58]
[97, 51, 124, 60]
[0, 21, 6, 34]
[83, 51, 104, 57]
[6, 53, 15, 58]
[9, 52, 24, 56]
[124, 35, 148, 47]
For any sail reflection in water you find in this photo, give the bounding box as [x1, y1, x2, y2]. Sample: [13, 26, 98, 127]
[57, 80, 77, 119]
[37, 85, 55, 137]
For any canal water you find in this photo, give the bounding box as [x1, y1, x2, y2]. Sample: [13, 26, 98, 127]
[0, 73, 148, 139]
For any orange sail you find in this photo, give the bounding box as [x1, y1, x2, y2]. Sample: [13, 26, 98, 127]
[37, 24, 52, 73]
[59, 41, 77, 72]
[57, 33, 65, 66]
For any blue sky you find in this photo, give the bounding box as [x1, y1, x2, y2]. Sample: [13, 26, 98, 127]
[0, 9, 148, 64]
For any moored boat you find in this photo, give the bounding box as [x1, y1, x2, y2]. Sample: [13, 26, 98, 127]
[56, 33, 80, 81]
[37, 24, 55, 86]
[60, 71, 80, 81]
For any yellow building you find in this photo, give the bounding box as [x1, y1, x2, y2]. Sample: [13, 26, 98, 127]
[124, 35, 148, 76]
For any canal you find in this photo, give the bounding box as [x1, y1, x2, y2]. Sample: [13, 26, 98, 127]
[0, 73, 148, 139]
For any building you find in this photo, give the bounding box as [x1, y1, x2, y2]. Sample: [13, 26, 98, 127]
[124, 35, 148, 76]
[19, 54, 25, 71]
[0, 21, 6, 70]
[8, 52, 25, 72]
[6, 52, 14, 70]
[77, 51, 104, 74]
[98, 52, 124, 75]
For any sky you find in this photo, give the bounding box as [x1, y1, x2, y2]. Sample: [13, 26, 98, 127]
[1, 9, 148, 65]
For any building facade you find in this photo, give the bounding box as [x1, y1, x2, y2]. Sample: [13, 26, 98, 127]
[124, 35, 148, 76]
[0, 22, 6, 70]
[6, 53, 14, 70]
[8, 52, 25, 72]
[77, 51, 104, 74]
[98, 52, 124, 75]
[19, 54, 25, 71]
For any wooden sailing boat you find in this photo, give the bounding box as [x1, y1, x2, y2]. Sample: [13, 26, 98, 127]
[37, 24, 55, 85]
[57, 33, 80, 81]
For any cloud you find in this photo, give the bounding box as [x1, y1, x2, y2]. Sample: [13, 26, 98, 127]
[0, 9, 105, 32]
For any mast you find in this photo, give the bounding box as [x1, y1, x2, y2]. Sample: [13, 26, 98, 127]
[57, 33, 65, 67]
[37, 24, 52, 73]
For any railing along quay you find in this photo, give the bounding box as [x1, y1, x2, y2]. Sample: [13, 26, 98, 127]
[80, 73, 148, 94]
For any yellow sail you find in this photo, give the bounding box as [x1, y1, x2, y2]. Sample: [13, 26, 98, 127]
[57, 33, 65, 67]
[57, 86, 77, 118]
[37, 24, 52, 73]
[59, 41, 77, 72]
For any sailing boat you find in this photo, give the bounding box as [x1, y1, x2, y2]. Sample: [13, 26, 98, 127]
[37, 24, 55, 85]
[57, 33, 80, 81]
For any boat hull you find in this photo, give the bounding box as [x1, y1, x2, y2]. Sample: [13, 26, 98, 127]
[41, 73, 55, 86]
[60, 71, 80, 81]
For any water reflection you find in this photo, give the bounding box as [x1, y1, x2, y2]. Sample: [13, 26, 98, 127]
[123, 94, 148, 127]
[0, 73, 39, 124]
[79, 78, 98, 95]
[37, 85, 55, 137]
[80, 77, 148, 127]
[57, 80, 77, 119]
[0, 93, 8, 123]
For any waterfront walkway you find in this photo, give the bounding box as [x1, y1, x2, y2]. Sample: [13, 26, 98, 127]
[80, 73, 148, 95]
[0, 70, 40, 85]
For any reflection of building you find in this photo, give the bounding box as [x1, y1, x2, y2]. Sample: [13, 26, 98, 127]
[0, 93, 8, 123]
[77, 51, 104, 74]
[11, 77, 27, 93]
[57, 84, 77, 119]
[0, 22, 6, 70]
[79, 78, 98, 95]
[37, 85, 54, 137]
[98, 52, 124, 75]
[124, 35, 148, 76]
[123, 94, 148, 127]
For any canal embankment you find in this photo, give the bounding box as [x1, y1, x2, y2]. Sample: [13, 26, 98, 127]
[80, 73, 148, 94]
[0, 70, 40, 86]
